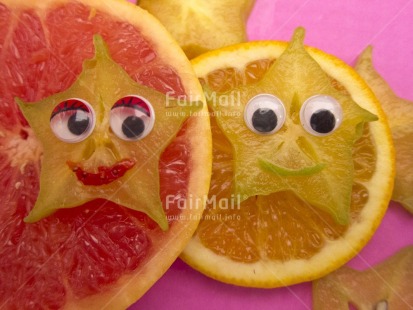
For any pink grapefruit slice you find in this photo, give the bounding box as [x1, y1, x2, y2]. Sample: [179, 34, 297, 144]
[0, 0, 211, 308]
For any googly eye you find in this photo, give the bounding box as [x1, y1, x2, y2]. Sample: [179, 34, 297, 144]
[300, 95, 343, 136]
[244, 94, 286, 134]
[50, 99, 95, 143]
[110, 95, 155, 141]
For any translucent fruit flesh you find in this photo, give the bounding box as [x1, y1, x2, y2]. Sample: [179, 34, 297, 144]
[313, 246, 413, 310]
[355, 46, 413, 214]
[199, 113, 375, 262]
[138, 0, 255, 58]
[183, 26, 392, 290]
[17, 36, 201, 229]
[206, 28, 377, 225]
[184, 31, 384, 275]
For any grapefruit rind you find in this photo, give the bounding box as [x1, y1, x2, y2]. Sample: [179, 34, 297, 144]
[181, 41, 394, 287]
[1, 0, 212, 308]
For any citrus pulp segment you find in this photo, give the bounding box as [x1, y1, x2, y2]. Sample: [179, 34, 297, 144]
[181, 39, 394, 287]
[0, 0, 211, 308]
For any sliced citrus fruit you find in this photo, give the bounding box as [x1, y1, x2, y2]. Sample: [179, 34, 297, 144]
[313, 246, 413, 309]
[0, 0, 211, 308]
[355, 46, 413, 214]
[138, 0, 255, 59]
[181, 28, 394, 287]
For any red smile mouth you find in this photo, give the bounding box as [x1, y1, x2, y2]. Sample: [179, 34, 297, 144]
[67, 159, 136, 186]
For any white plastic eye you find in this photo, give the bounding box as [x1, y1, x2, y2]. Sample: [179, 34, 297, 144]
[244, 94, 286, 134]
[110, 95, 155, 141]
[300, 95, 343, 136]
[50, 99, 95, 143]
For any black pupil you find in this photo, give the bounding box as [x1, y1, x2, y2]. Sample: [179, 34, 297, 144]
[310, 109, 336, 133]
[122, 116, 145, 138]
[68, 112, 89, 136]
[252, 108, 277, 133]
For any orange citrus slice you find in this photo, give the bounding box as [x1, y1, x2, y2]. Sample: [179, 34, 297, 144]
[313, 246, 413, 309]
[355, 46, 413, 214]
[0, 0, 211, 308]
[181, 28, 394, 287]
[138, 0, 255, 59]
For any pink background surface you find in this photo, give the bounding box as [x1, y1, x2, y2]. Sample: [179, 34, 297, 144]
[133, 0, 413, 309]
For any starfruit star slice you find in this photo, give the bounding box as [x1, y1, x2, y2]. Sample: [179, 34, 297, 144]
[355, 46, 413, 214]
[16, 35, 202, 230]
[313, 246, 413, 309]
[138, 0, 255, 59]
[207, 28, 377, 224]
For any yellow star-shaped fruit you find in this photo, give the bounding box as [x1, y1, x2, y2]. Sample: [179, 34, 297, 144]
[207, 28, 377, 224]
[314, 246, 413, 309]
[356, 46, 413, 214]
[17, 36, 201, 230]
[139, 0, 255, 58]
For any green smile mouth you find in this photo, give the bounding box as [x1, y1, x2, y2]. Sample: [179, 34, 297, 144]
[259, 159, 326, 177]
